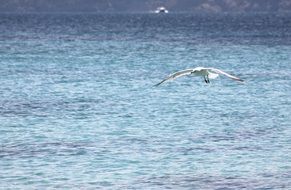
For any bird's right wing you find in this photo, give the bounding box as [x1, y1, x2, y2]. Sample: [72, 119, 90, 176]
[154, 69, 194, 86]
[208, 68, 244, 82]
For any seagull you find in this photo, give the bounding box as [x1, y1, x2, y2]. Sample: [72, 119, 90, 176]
[155, 67, 244, 86]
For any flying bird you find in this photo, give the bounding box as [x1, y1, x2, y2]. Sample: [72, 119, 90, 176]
[155, 67, 244, 86]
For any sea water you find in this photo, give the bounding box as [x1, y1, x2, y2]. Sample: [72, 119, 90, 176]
[0, 13, 291, 189]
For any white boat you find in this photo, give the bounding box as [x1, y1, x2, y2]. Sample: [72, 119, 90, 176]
[155, 7, 169, 13]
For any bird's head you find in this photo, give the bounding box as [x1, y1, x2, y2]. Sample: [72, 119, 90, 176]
[191, 68, 200, 73]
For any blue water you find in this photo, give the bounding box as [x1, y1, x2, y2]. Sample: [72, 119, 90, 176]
[0, 13, 291, 189]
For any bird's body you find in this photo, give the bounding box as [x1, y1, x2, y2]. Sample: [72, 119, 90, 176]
[155, 67, 243, 86]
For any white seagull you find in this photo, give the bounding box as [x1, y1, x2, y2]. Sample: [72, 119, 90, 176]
[155, 67, 244, 86]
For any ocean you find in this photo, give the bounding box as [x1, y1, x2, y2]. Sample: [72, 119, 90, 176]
[0, 13, 291, 189]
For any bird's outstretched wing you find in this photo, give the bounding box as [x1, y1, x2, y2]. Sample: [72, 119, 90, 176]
[154, 69, 194, 86]
[207, 68, 244, 82]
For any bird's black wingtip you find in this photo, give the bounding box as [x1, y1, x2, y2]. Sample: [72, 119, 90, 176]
[153, 83, 161, 87]
[154, 79, 166, 87]
[238, 79, 245, 83]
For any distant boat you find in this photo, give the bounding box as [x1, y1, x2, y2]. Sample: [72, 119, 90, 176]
[155, 7, 169, 14]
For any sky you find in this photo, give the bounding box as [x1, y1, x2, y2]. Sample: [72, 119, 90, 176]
[0, 0, 291, 13]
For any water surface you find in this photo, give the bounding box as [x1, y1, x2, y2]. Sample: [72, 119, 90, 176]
[0, 13, 291, 189]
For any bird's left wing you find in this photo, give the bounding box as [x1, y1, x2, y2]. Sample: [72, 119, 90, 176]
[207, 68, 244, 82]
[154, 69, 194, 86]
